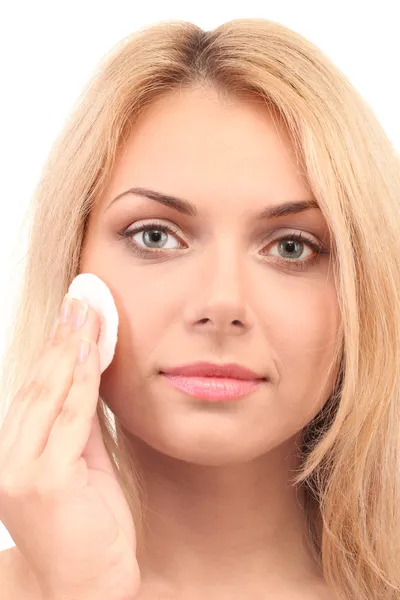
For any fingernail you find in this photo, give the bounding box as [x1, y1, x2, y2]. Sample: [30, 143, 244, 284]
[73, 302, 88, 330]
[49, 317, 59, 340]
[77, 338, 90, 363]
[60, 294, 73, 324]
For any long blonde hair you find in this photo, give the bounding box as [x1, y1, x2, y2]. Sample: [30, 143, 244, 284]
[1, 18, 399, 599]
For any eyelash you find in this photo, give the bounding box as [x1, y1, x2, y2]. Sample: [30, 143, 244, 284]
[118, 220, 328, 271]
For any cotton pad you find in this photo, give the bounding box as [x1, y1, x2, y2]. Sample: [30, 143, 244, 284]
[67, 273, 119, 373]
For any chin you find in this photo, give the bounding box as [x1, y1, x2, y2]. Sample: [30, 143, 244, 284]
[158, 445, 261, 466]
[140, 427, 276, 466]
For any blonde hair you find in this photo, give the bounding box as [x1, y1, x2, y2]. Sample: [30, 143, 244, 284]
[1, 18, 400, 599]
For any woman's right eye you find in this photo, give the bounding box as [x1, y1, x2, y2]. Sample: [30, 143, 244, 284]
[132, 227, 181, 249]
[118, 220, 187, 256]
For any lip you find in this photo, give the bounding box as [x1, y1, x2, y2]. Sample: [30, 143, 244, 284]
[160, 362, 267, 402]
[160, 362, 266, 380]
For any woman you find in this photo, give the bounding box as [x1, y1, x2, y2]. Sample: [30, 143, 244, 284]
[0, 18, 399, 600]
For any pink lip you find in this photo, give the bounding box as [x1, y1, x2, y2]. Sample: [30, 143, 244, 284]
[160, 362, 267, 401]
[161, 374, 264, 401]
[161, 361, 265, 380]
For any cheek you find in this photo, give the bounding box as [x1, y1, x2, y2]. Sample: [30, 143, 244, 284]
[120, 276, 184, 350]
[110, 254, 210, 355]
[267, 280, 340, 417]
[259, 273, 339, 355]
[104, 268, 187, 377]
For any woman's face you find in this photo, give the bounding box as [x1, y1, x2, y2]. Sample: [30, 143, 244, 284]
[81, 86, 340, 465]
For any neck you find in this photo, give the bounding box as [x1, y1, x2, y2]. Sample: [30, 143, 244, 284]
[127, 434, 323, 595]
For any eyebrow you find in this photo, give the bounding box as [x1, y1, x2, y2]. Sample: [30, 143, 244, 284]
[106, 187, 320, 219]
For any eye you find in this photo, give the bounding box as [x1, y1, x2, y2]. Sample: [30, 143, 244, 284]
[132, 225, 180, 249]
[260, 231, 327, 271]
[118, 221, 329, 271]
[269, 236, 313, 260]
[119, 219, 186, 255]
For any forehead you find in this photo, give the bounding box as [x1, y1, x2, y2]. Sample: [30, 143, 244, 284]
[122, 87, 297, 164]
[101, 87, 310, 213]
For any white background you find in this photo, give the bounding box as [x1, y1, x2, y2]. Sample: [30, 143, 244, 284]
[0, 0, 399, 552]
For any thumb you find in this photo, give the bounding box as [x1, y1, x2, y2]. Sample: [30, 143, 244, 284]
[81, 410, 116, 477]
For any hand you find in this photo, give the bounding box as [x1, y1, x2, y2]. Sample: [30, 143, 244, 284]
[0, 295, 140, 600]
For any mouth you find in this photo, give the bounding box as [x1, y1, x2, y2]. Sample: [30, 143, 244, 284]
[159, 362, 268, 402]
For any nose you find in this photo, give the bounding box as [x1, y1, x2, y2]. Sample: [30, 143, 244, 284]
[184, 248, 255, 338]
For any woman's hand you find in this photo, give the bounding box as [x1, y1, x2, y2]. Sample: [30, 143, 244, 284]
[0, 296, 140, 600]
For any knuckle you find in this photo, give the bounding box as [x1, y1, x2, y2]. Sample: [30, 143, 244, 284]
[39, 340, 53, 357]
[34, 475, 65, 498]
[22, 461, 66, 499]
[57, 403, 80, 425]
[0, 470, 31, 498]
[51, 330, 67, 346]
[0, 397, 23, 428]
[28, 378, 52, 400]
[73, 364, 91, 383]
[14, 380, 32, 400]
[0, 466, 67, 503]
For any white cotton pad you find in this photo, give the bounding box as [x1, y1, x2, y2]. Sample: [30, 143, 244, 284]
[67, 273, 119, 374]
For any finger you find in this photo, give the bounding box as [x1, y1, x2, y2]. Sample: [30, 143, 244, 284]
[0, 300, 101, 463]
[0, 336, 65, 462]
[15, 302, 101, 459]
[43, 337, 103, 469]
[81, 410, 116, 477]
[0, 300, 75, 446]
[0, 319, 62, 443]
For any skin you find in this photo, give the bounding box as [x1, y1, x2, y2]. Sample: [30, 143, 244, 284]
[81, 85, 340, 599]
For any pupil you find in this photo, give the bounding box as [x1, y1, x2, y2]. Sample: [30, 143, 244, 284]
[286, 241, 295, 252]
[144, 230, 166, 248]
[280, 240, 302, 258]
